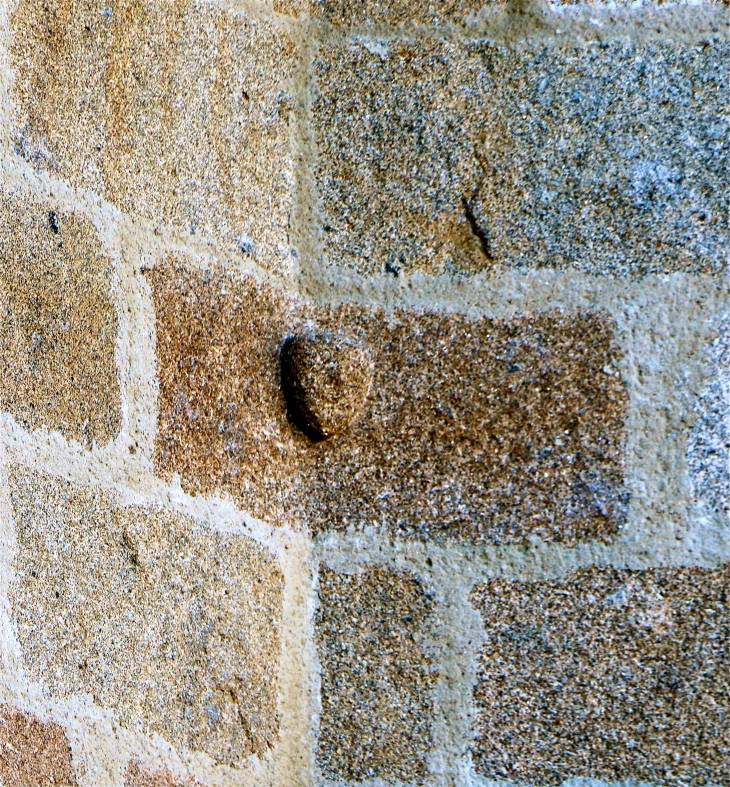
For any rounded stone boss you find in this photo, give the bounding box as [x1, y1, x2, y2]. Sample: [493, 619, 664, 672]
[280, 330, 373, 442]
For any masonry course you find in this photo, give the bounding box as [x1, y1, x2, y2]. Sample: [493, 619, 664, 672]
[312, 37, 730, 277]
[0, 705, 78, 786]
[150, 260, 628, 544]
[471, 565, 730, 785]
[9, 468, 284, 766]
[315, 565, 436, 782]
[0, 188, 120, 446]
[10, 0, 298, 277]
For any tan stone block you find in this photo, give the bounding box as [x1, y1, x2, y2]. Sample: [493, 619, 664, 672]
[312, 38, 730, 276]
[10, 468, 284, 765]
[124, 759, 202, 787]
[471, 566, 730, 785]
[150, 262, 628, 544]
[0, 190, 120, 446]
[0, 705, 77, 787]
[10, 0, 297, 276]
[315, 566, 436, 781]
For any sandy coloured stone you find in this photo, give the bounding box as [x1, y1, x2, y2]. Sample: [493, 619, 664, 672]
[315, 566, 436, 781]
[471, 566, 730, 785]
[10, 468, 283, 766]
[0, 189, 120, 446]
[312, 38, 730, 276]
[124, 759, 203, 787]
[280, 331, 373, 441]
[0, 705, 77, 787]
[150, 261, 628, 544]
[10, 0, 297, 276]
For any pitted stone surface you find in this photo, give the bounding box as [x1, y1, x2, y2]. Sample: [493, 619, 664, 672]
[11, 0, 297, 276]
[274, 0, 726, 22]
[124, 759, 203, 787]
[312, 38, 730, 276]
[0, 190, 120, 446]
[315, 566, 436, 782]
[10, 468, 283, 765]
[151, 262, 628, 544]
[280, 332, 373, 441]
[471, 566, 730, 785]
[148, 260, 304, 525]
[688, 322, 730, 512]
[274, 0, 492, 25]
[0, 705, 77, 786]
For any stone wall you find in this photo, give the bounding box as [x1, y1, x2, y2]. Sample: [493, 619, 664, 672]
[0, 0, 727, 784]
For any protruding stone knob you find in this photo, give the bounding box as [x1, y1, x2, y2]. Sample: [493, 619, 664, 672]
[280, 331, 373, 441]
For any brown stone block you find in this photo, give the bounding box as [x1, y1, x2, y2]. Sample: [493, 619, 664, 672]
[150, 262, 628, 544]
[0, 705, 77, 786]
[312, 38, 730, 276]
[124, 759, 203, 787]
[315, 566, 436, 781]
[0, 191, 120, 446]
[273, 0, 490, 25]
[10, 0, 297, 275]
[471, 566, 730, 785]
[147, 259, 304, 525]
[10, 468, 284, 765]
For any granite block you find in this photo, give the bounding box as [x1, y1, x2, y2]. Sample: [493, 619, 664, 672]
[10, 468, 284, 765]
[312, 38, 730, 276]
[471, 566, 730, 785]
[0, 190, 120, 445]
[315, 566, 436, 781]
[150, 262, 628, 544]
[11, 0, 297, 275]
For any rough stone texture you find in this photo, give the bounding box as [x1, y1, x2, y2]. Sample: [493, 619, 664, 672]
[9, 468, 283, 766]
[0, 705, 78, 786]
[274, 0, 728, 23]
[0, 189, 120, 446]
[471, 566, 730, 785]
[304, 303, 628, 544]
[151, 261, 628, 543]
[315, 566, 436, 782]
[124, 759, 203, 787]
[280, 331, 373, 441]
[273, 0, 489, 25]
[10, 0, 297, 276]
[312, 38, 730, 277]
[687, 322, 730, 512]
[148, 259, 304, 525]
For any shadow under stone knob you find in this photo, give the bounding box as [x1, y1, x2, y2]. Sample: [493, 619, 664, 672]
[280, 331, 373, 442]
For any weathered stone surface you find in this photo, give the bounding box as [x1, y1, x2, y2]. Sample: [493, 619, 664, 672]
[687, 322, 730, 512]
[471, 566, 730, 785]
[304, 303, 628, 544]
[280, 331, 373, 441]
[124, 759, 202, 787]
[0, 190, 120, 446]
[315, 566, 436, 782]
[11, 0, 297, 276]
[0, 705, 77, 786]
[274, 0, 727, 23]
[273, 0, 488, 25]
[148, 259, 303, 525]
[10, 468, 283, 765]
[150, 262, 628, 544]
[312, 38, 730, 276]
